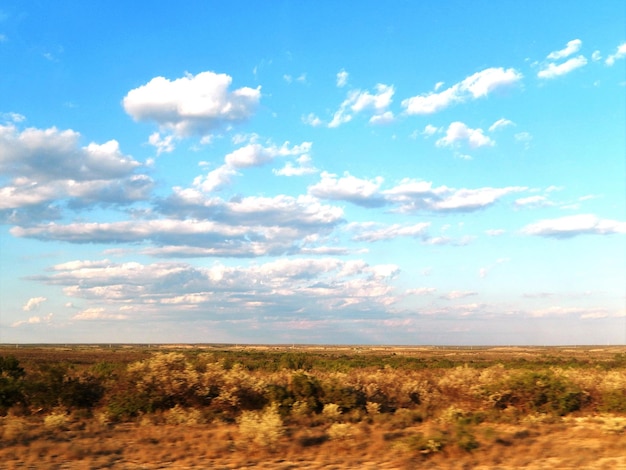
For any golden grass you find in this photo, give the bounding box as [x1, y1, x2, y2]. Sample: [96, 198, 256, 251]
[1, 345, 626, 468]
[1, 413, 626, 469]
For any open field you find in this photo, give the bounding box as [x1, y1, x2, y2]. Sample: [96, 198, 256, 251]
[1, 345, 626, 469]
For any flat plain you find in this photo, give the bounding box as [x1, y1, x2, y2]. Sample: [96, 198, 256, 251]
[1, 345, 625, 469]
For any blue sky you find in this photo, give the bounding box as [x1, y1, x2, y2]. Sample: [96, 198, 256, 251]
[1, 1, 625, 345]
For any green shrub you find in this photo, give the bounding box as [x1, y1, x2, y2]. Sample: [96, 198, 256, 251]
[455, 425, 479, 452]
[599, 389, 626, 413]
[290, 372, 323, 413]
[486, 370, 586, 416]
[322, 382, 366, 412]
[0, 356, 25, 411]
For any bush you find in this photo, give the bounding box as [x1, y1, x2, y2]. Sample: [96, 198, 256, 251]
[321, 403, 342, 421]
[327, 422, 354, 440]
[163, 405, 203, 425]
[290, 372, 323, 413]
[322, 382, 365, 412]
[0, 356, 26, 412]
[599, 389, 626, 413]
[486, 370, 586, 416]
[44, 411, 68, 430]
[238, 404, 284, 448]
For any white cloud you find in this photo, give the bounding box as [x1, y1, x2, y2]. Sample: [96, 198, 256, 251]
[225, 141, 312, 168]
[383, 179, 526, 213]
[547, 39, 582, 60]
[36, 257, 403, 319]
[193, 141, 312, 191]
[193, 165, 239, 192]
[14, 190, 345, 258]
[12, 313, 53, 327]
[442, 291, 478, 300]
[1, 112, 25, 123]
[488, 118, 514, 132]
[308, 171, 386, 207]
[148, 132, 176, 155]
[591, 50, 602, 62]
[422, 124, 440, 136]
[514, 195, 553, 208]
[522, 214, 626, 238]
[0, 123, 151, 217]
[348, 222, 430, 242]
[336, 69, 349, 87]
[123, 71, 261, 137]
[302, 113, 323, 127]
[369, 111, 395, 125]
[605, 42, 626, 66]
[537, 56, 587, 79]
[23, 296, 47, 311]
[273, 154, 318, 176]
[0, 124, 140, 182]
[72, 307, 129, 321]
[436, 122, 494, 148]
[402, 67, 522, 115]
[407, 287, 436, 296]
[324, 84, 395, 128]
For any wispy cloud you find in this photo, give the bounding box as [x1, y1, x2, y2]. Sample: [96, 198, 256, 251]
[522, 214, 626, 238]
[402, 67, 522, 115]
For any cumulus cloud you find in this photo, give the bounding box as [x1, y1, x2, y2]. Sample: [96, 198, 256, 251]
[546, 39, 582, 60]
[14, 189, 346, 257]
[12, 313, 53, 327]
[273, 154, 318, 176]
[23, 296, 47, 311]
[34, 257, 403, 319]
[123, 71, 261, 137]
[385, 180, 526, 213]
[308, 171, 386, 207]
[0, 123, 152, 221]
[72, 307, 129, 321]
[0, 124, 140, 182]
[537, 56, 588, 79]
[308, 173, 527, 214]
[436, 122, 494, 148]
[522, 214, 626, 238]
[402, 67, 522, 115]
[605, 42, 626, 66]
[193, 141, 313, 192]
[422, 124, 440, 136]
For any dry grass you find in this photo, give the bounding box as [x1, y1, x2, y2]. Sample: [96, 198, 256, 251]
[0, 413, 625, 469]
[1, 345, 626, 468]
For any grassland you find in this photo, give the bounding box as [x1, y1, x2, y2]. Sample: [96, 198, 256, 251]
[1, 344, 626, 469]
